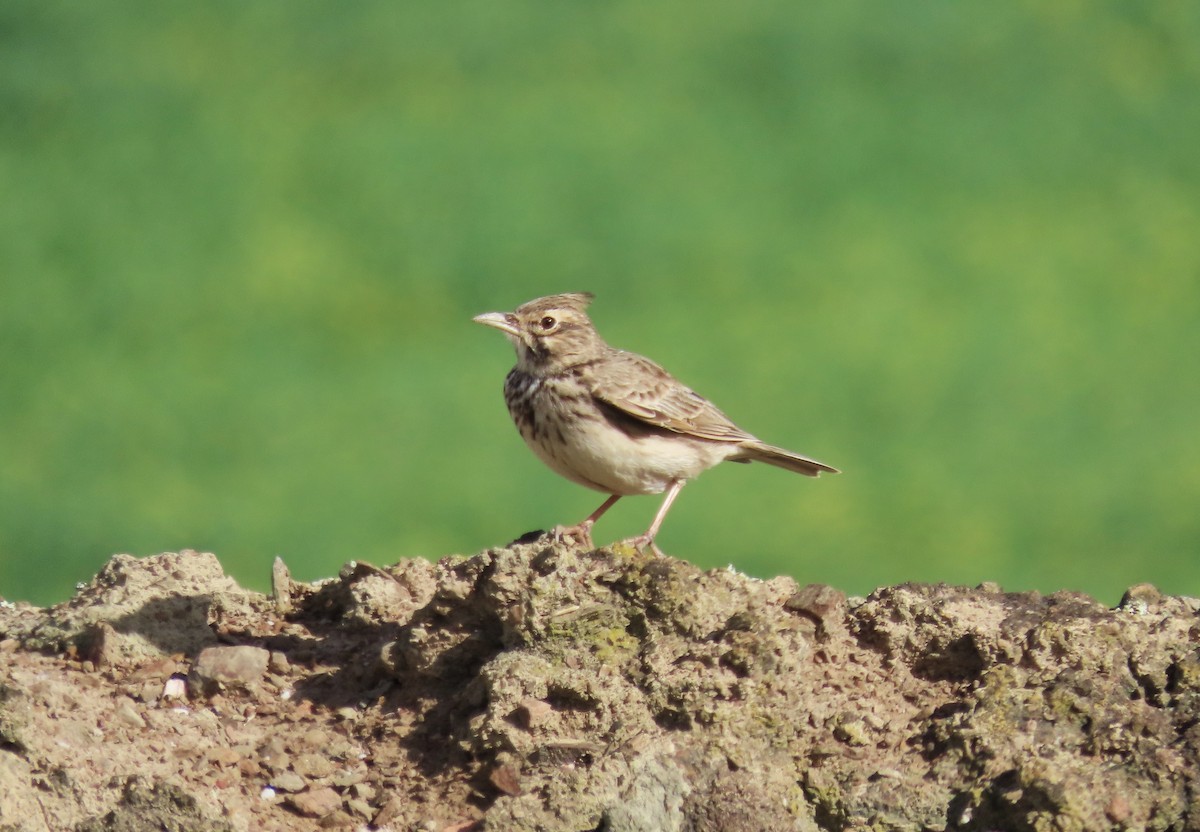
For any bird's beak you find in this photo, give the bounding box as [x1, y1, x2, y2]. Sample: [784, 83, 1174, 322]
[473, 311, 520, 338]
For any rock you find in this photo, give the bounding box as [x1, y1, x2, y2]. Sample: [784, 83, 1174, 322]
[272, 556, 293, 614]
[287, 786, 342, 818]
[112, 696, 146, 729]
[271, 771, 307, 792]
[317, 808, 356, 827]
[189, 646, 270, 693]
[1119, 582, 1165, 611]
[785, 583, 846, 626]
[269, 650, 291, 674]
[488, 762, 523, 796]
[292, 752, 336, 779]
[372, 795, 405, 827]
[513, 697, 552, 729]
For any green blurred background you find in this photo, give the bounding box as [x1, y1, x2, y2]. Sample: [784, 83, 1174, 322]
[2, 2, 1198, 606]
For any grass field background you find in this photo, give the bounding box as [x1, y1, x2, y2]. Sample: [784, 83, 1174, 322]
[3, 2, 1198, 605]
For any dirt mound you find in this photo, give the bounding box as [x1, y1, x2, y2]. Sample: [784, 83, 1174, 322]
[2, 542, 1198, 831]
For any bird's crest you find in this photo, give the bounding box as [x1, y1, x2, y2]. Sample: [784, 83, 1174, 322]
[516, 292, 595, 317]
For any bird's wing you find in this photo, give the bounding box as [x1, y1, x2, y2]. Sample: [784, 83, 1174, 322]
[584, 350, 753, 443]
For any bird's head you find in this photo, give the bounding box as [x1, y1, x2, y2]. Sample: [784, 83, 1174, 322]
[474, 292, 604, 373]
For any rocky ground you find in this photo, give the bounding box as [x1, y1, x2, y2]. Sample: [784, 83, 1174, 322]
[1, 540, 1199, 831]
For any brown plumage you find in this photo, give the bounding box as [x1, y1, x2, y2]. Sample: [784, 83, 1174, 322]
[474, 293, 837, 551]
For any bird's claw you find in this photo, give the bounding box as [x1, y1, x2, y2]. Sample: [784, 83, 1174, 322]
[624, 534, 666, 557]
[551, 523, 595, 549]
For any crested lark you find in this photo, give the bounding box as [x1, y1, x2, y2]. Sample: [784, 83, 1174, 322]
[474, 293, 837, 551]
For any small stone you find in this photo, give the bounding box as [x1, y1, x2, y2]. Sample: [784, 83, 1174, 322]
[271, 771, 307, 793]
[349, 782, 376, 802]
[346, 798, 374, 819]
[832, 716, 868, 746]
[292, 752, 336, 779]
[488, 763, 522, 796]
[318, 809, 356, 828]
[113, 696, 146, 729]
[301, 728, 332, 749]
[257, 735, 291, 773]
[785, 584, 846, 626]
[441, 820, 481, 832]
[190, 646, 270, 693]
[1119, 583, 1163, 612]
[272, 556, 293, 613]
[269, 651, 290, 674]
[208, 747, 241, 767]
[514, 698, 553, 730]
[1105, 796, 1131, 823]
[373, 796, 405, 827]
[288, 786, 342, 818]
[79, 622, 119, 667]
[331, 769, 364, 788]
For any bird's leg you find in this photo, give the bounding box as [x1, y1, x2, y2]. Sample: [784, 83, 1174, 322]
[626, 480, 685, 556]
[553, 494, 621, 548]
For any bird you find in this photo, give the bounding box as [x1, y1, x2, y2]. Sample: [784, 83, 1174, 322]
[473, 292, 837, 553]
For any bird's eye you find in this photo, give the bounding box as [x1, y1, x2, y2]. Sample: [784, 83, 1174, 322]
[539, 316, 557, 331]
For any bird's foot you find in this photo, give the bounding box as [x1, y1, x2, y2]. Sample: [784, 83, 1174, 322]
[624, 533, 666, 557]
[550, 522, 595, 550]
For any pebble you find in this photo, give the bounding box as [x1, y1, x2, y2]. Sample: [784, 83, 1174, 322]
[81, 622, 117, 667]
[288, 786, 342, 818]
[272, 556, 293, 613]
[319, 809, 357, 828]
[515, 697, 553, 729]
[785, 584, 846, 623]
[346, 798, 374, 819]
[488, 763, 522, 796]
[349, 782, 375, 802]
[207, 747, 241, 767]
[271, 771, 307, 793]
[832, 716, 869, 747]
[373, 796, 405, 827]
[269, 651, 290, 673]
[1105, 795, 1131, 823]
[331, 769, 364, 788]
[190, 646, 270, 692]
[113, 697, 146, 729]
[300, 728, 332, 749]
[258, 736, 291, 772]
[292, 752, 336, 779]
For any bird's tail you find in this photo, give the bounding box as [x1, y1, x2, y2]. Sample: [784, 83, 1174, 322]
[732, 441, 839, 477]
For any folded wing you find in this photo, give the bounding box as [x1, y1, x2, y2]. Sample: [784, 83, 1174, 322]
[584, 350, 754, 443]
